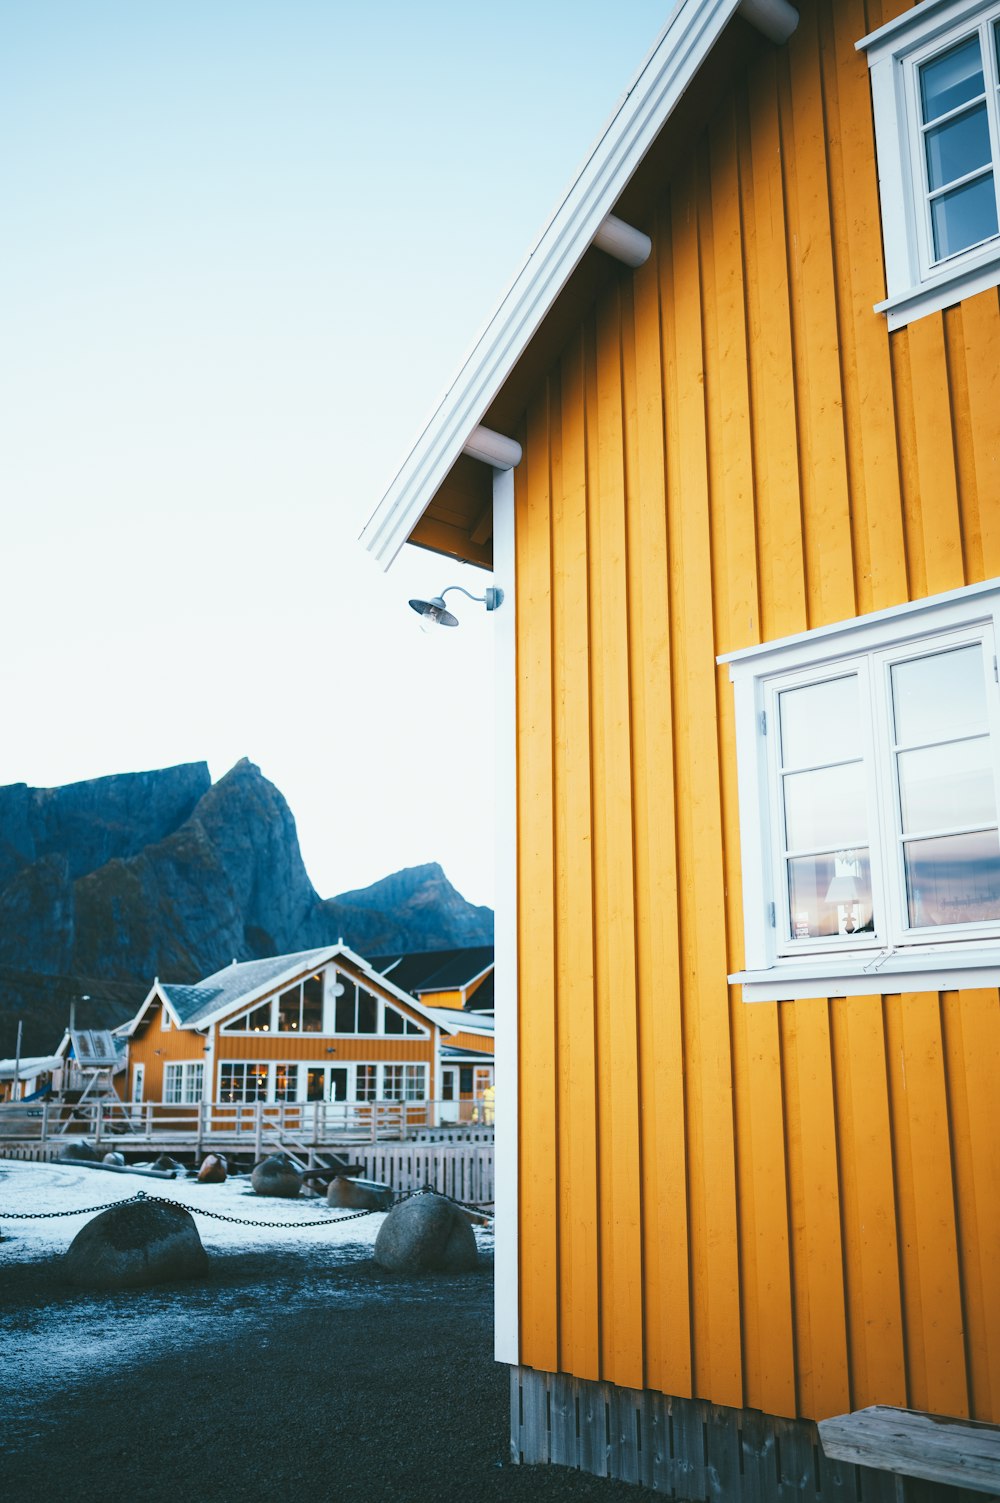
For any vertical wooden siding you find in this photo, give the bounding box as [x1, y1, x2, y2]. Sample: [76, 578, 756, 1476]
[513, 0, 1000, 1425]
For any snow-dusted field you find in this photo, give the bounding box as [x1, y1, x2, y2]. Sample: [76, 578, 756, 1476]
[0, 1155, 389, 1260]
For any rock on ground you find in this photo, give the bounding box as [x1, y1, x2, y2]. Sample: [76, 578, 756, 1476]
[326, 1175, 392, 1211]
[198, 1153, 227, 1183]
[58, 1141, 100, 1163]
[375, 1191, 478, 1273]
[63, 1199, 209, 1289]
[251, 1156, 301, 1198]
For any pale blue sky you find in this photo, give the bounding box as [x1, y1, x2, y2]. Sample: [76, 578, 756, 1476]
[0, 0, 668, 908]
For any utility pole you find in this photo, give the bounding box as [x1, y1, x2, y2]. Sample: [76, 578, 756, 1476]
[13, 1019, 22, 1103]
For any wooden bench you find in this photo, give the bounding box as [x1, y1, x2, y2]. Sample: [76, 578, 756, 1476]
[819, 1406, 1000, 1499]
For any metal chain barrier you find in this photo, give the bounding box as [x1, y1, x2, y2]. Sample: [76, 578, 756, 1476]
[3, 1184, 494, 1227]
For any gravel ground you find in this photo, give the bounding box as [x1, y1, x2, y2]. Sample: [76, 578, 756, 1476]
[1, 1204, 661, 1502]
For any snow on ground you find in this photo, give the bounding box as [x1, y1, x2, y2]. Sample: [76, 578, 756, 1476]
[1, 1158, 494, 1410]
[0, 1156, 391, 1259]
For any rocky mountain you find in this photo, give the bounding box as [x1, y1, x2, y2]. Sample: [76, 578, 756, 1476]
[0, 760, 493, 1055]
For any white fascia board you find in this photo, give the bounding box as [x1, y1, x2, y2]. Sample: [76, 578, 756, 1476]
[735, 954, 1000, 1001]
[193, 943, 450, 1035]
[119, 981, 174, 1036]
[359, 0, 741, 571]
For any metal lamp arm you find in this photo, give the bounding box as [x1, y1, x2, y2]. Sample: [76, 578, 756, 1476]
[440, 584, 504, 611]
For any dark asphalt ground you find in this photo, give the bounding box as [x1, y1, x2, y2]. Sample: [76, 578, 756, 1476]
[1, 1242, 662, 1503]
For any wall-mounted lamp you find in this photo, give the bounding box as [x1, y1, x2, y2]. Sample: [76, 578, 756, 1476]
[408, 584, 504, 631]
[325, 1046, 337, 1056]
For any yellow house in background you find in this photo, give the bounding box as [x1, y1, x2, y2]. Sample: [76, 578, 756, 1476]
[363, 0, 1000, 1493]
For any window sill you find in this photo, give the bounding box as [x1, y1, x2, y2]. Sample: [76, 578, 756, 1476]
[876, 246, 1000, 331]
[731, 948, 1000, 1001]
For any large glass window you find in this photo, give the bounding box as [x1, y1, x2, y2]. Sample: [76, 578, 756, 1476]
[726, 586, 1000, 999]
[219, 1062, 269, 1103]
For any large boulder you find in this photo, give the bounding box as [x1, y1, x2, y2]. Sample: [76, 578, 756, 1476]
[374, 1192, 478, 1273]
[63, 1199, 209, 1289]
[198, 1153, 227, 1184]
[251, 1156, 301, 1198]
[102, 1151, 125, 1166]
[57, 1140, 100, 1163]
[153, 1153, 182, 1172]
[326, 1176, 392, 1211]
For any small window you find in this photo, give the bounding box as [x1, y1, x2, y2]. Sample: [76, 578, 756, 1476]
[723, 580, 1000, 999]
[219, 1062, 268, 1103]
[860, 0, 1000, 327]
[163, 1062, 204, 1105]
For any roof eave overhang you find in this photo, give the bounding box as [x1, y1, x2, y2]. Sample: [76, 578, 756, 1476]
[359, 0, 744, 571]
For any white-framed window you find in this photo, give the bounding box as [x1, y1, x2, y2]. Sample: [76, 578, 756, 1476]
[722, 579, 1000, 1000]
[218, 1061, 269, 1103]
[859, 0, 1000, 328]
[218, 970, 427, 1038]
[163, 1061, 204, 1104]
[381, 1063, 428, 1101]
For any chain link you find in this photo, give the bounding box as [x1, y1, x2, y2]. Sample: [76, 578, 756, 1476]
[3, 1184, 494, 1228]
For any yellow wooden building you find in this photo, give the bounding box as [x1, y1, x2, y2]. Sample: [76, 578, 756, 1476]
[121, 944, 456, 1112]
[362, 0, 1000, 1492]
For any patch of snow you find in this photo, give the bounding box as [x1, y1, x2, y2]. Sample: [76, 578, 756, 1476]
[0, 1158, 388, 1258]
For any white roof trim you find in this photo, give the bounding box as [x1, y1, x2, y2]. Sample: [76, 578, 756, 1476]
[119, 981, 178, 1037]
[359, 0, 743, 569]
[119, 945, 458, 1037]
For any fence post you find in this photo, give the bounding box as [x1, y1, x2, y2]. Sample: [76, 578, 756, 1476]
[254, 1100, 264, 1161]
[195, 1100, 204, 1155]
[40, 1099, 50, 1144]
[94, 1101, 103, 1146]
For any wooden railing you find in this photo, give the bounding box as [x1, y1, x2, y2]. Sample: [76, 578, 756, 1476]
[0, 1097, 495, 1153]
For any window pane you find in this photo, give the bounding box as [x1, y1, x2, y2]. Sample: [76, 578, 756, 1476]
[335, 984, 355, 1033]
[891, 644, 988, 746]
[921, 37, 984, 123]
[277, 986, 301, 1032]
[357, 988, 378, 1034]
[904, 828, 1000, 926]
[782, 762, 868, 851]
[274, 1065, 297, 1101]
[925, 102, 992, 190]
[329, 1067, 348, 1102]
[779, 675, 860, 769]
[247, 1003, 271, 1033]
[384, 1005, 405, 1034]
[302, 975, 324, 1032]
[306, 1068, 326, 1103]
[897, 735, 998, 833]
[931, 171, 998, 258]
[787, 851, 873, 940]
[356, 1065, 377, 1101]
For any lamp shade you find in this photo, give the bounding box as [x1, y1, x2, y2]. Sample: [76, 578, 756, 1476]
[408, 596, 459, 629]
[824, 874, 862, 904]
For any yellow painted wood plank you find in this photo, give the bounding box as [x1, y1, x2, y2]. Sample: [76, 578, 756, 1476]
[706, 97, 761, 658]
[784, 3, 856, 628]
[887, 333, 925, 600]
[662, 156, 742, 1410]
[736, 1002, 796, 1416]
[958, 290, 1000, 579]
[887, 992, 969, 1417]
[624, 227, 692, 1399]
[552, 333, 601, 1381]
[787, 999, 851, 1421]
[701, 103, 795, 1419]
[944, 306, 984, 584]
[515, 391, 559, 1374]
[941, 990, 1000, 1421]
[590, 277, 644, 1391]
[829, 995, 907, 1411]
[742, 50, 807, 640]
[904, 317, 966, 594]
[823, 0, 908, 614]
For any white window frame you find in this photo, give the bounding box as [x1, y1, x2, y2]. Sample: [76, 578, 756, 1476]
[721, 578, 1000, 1001]
[163, 1061, 204, 1105]
[858, 0, 1000, 328]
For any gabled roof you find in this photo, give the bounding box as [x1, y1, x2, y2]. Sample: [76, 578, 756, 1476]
[370, 946, 494, 996]
[122, 944, 457, 1036]
[360, 0, 782, 569]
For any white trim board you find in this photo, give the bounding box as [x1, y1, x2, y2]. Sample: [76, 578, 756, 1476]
[359, 0, 747, 570]
[492, 465, 519, 1367]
